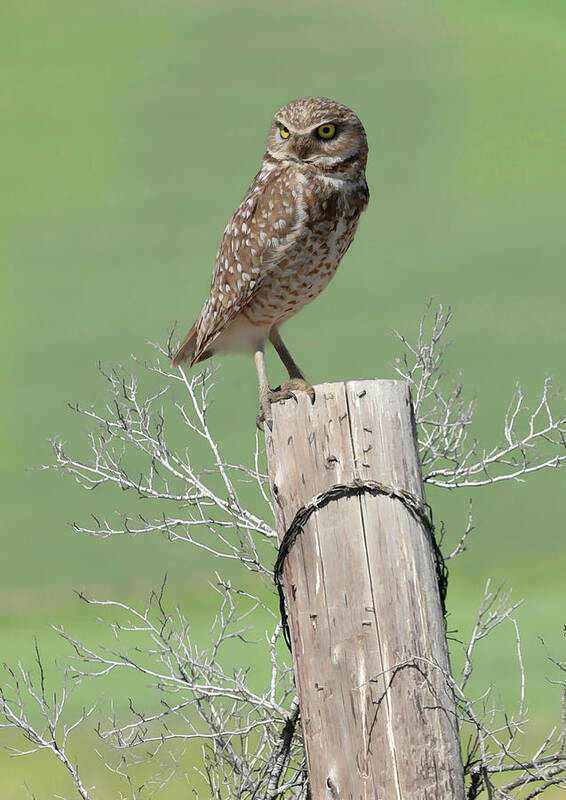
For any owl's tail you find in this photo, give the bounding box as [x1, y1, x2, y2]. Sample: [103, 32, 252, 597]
[172, 323, 197, 367]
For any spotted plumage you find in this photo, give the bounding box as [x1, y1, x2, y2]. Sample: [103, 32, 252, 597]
[172, 97, 369, 426]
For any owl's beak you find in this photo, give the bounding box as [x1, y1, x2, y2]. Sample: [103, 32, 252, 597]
[292, 135, 312, 160]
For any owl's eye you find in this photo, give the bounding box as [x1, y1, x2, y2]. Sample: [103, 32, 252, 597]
[279, 125, 290, 139]
[317, 123, 336, 140]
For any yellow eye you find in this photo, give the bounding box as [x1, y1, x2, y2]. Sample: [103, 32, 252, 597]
[279, 125, 290, 139]
[317, 123, 336, 140]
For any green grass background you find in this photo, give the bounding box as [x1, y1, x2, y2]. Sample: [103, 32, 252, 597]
[1, 0, 565, 796]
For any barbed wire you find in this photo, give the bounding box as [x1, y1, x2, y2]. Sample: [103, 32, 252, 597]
[273, 477, 446, 650]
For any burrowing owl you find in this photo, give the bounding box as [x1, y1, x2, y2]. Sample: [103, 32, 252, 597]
[172, 97, 369, 427]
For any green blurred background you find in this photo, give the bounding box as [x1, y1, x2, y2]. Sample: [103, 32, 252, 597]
[2, 0, 565, 796]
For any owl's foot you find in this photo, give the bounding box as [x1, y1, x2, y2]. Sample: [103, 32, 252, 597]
[275, 378, 316, 405]
[256, 379, 316, 431]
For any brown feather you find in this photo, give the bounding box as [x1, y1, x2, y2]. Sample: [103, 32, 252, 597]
[171, 323, 197, 366]
[188, 166, 300, 365]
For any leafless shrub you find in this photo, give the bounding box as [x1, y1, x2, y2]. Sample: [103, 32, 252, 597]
[454, 581, 566, 798]
[57, 578, 305, 799]
[1, 308, 564, 797]
[394, 304, 565, 489]
[0, 641, 98, 800]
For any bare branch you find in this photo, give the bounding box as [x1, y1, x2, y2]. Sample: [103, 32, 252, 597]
[394, 305, 566, 489]
[42, 355, 276, 583]
[0, 645, 97, 800]
[452, 583, 566, 797]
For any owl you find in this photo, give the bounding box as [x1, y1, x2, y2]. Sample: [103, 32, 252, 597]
[172, 97, 369, 428]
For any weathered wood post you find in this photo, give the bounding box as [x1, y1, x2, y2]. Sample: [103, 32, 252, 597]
[265, 380, 465, 800]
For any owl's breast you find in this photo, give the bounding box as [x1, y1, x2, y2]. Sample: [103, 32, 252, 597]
[243, 182, 363, 327]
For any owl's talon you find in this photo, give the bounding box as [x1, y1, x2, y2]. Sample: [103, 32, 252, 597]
[275, 386, 298, 404]
[256, 379, 315, 429]
[256, 395, 274, 431]
[279, 379, 316, 406]
[256, 408, 273, 431]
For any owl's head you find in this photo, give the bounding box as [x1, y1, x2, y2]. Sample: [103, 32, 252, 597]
[266, 97, 368, 172]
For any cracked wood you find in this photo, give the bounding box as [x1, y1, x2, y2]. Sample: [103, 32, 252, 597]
[265, 380, 465, 800]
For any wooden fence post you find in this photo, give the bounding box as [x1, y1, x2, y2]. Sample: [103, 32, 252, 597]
[265, 379, 465, 800]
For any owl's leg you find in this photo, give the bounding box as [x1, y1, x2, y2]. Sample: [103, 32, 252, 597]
[268, 329, 316, 404]
[254, 338, 314, 430]
[254, 344, 273, 430]
[269, 329, 305, 380]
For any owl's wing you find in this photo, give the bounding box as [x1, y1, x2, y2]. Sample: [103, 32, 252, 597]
[189, 168, 303, 364]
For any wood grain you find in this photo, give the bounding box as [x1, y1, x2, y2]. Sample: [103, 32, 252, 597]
[265, 380, 465, 800]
